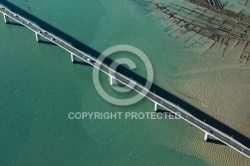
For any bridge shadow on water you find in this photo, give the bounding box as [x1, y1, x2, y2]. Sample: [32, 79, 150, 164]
[38, 40, 56, 46]
[7, 21, 23, 27]
[73, 61, 92, 67]
[157, 109, 174, 115]
[207, 139, 227, 146]
[2, 0, 250, 148]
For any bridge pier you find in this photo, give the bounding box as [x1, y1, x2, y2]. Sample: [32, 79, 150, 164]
[204, 132, 209, 141]
[154, 102, 158, 112]
[3, 14, 8, 23]
[71, 53, 75, 63]
[35, 32, 40, 42]
[110, 76, 115, 86]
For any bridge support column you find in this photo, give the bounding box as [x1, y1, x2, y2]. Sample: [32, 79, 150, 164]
[71, 53, 75, 63]
[35, 32, 40, 42]
[3, 14, 8, 23]
[154, 102, 158, 112]
[110, 76, 115, 86]
[204, 132, 209, 141]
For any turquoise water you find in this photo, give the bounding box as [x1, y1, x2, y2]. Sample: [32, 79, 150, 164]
[0, 0, 249, 165]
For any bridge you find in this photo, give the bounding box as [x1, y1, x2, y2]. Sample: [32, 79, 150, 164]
[1, 5, 250, 159]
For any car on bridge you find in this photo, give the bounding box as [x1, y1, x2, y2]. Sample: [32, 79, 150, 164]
[87, 58, 95, 63]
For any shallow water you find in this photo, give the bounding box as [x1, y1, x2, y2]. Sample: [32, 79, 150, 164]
[0, 0, 249, 165]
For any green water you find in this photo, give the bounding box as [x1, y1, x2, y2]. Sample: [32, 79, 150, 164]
[1, 0, 247, 165]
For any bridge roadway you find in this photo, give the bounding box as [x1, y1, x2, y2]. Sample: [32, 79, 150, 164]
[1, 5, 250, 159]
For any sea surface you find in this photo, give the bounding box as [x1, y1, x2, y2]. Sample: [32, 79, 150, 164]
[0, 0, 249, 165]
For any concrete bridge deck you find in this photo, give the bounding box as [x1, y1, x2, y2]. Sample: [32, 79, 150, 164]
[0, 5, 250, 159]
